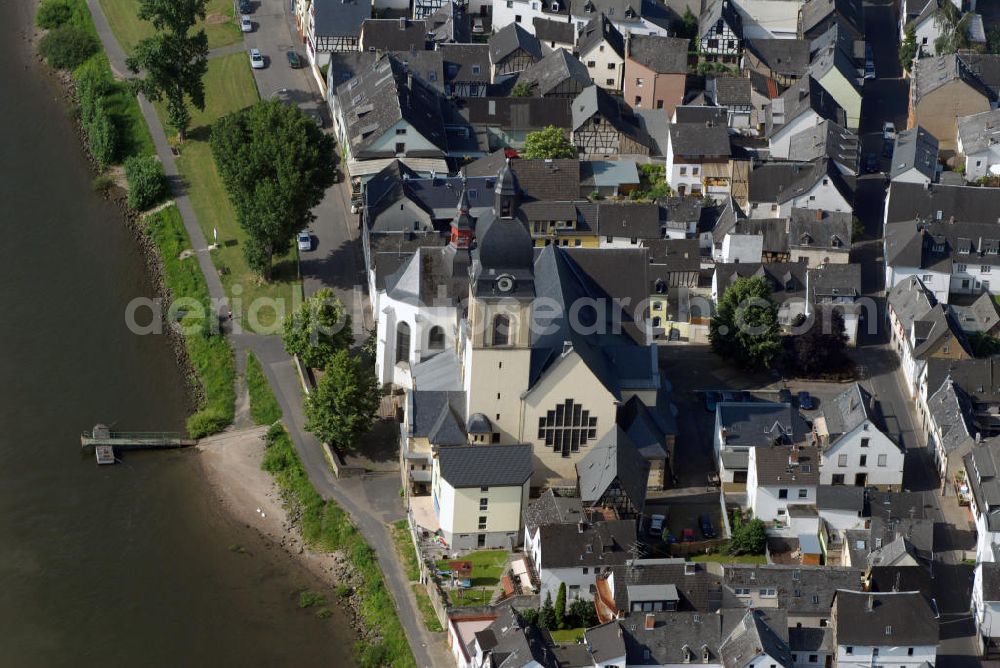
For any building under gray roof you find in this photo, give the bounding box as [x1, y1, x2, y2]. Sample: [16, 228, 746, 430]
[578, 13, 625, 59]
[926, 376, 976, 459]
[787, 207, 852, 251]
[717, 401, 806, 449]
[720, 608, 793, 668]
[519, 48, 592, 97]
[957, 108, 1000, 156]
[950, 291, 1000, 335]
[753, 444, 820, 486]
[313, 0, 370, 39]
[788, 119, 858, 173]
[816, 484, 865, 512]
[833, 591, 939, 647]
[765, 76, 846, 138]
[535, 518, 635, 568]
[965, 436, 1000, 531]
[523, 489, 585, 532]
[597, 202, 661, 239]
[409, 390, 467, 445]
[489, 22, 543, 64]
[722, 564, 862, 615]
[799, 0, 863, 38]
[606, 559, 723, 613]
[891, 126, 939, 182]
[711, 76, 752, 107]
[619, 611, 726, 665]
[745, 39, 810, 77]
[668, 118, 731, 158]
[359, 18, 428, 52]
[820, 383, 882, 439]
[533, 16, 575, 44]
[627, 34, 689, 74]
[572, 85, 652, 149]
[436, 443, 533, 488]
[885, 181, 1000, 225]
[912, 53, 998, 104]
[576, 426, 650, 512]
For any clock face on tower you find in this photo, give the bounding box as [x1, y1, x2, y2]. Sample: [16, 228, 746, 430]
[496, 275, 514, 293]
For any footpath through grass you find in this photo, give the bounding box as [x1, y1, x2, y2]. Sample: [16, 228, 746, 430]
[262, 424, 416, 668]
[44, 0, 154, 161]
[246, 351, 281, 425]
[391, 519, 421, 582]
[411, 584, 444, 633]
[98, 0, 242, 53]
[143, 206, 236, 437]
[156, 53, 301, 334]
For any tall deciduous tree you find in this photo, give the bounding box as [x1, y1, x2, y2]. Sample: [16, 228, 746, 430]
[210, 100, 336, 279]
[282, 288, 354, 368]
[523, 125, 576, 159]
[126, 0, 208, 140]
[933, 2, 972, 55]
[554, 583, 567, 629]
[305, 349, 380, 451]
[900, 25, 918, 72]
[539, 592, 557, 630]
[710, 276, 782, 370]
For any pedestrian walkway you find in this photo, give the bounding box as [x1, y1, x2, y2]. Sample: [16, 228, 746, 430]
[83, 2, 447, 663]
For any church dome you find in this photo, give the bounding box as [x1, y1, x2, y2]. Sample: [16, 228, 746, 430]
[478, 218, 533, 271]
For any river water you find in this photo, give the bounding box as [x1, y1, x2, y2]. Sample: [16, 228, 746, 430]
[0, 4, 354, 665]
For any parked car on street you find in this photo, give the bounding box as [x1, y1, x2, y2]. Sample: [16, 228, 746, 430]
[778, 388, 792, 404]
[649, 514, 666, 537]
[882, 121, 896, 141]
[798, 391, 815, 410]
[286, 51, 302, 69]
[472, 17, 485, 33]
[865, 152, 877, 173]
[883, 141, 894, 159]
[681, 528, 696, 542]
[249, 48, 264, 69]
[238, 0, 251, 13]
[297, 231, 311, 251]
[240, 15, 253, 32]
[699, 514, 715, 539]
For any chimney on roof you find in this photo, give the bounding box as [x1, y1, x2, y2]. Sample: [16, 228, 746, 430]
[645, 613, 655, 630]
[577, 521, 587, 533]
[788, 448, 799, 467]
[815, 209, 823, 221]
[949, 215, 955, 224]
[866, 595, 875, 611]
[720, 427, 728, 444]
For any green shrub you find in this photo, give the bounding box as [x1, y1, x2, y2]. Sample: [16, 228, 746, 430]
[37, 0, 74, 29]
[186, 407, 231, 439]
[38, 25, 98, 70]
[85, 105, 118, 168]
[76, 66, 110, 125]
[124, 155, 167, 211]
[91, 174, 114, 194]
[298, 591, 327, 608]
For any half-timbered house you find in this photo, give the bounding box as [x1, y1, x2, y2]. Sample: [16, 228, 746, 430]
[517, 49, 593, 98]
[440, 44, 491, 97]
[571, 86, 651, 158]
[577, 13, 626, 91]
[489, 23, 543, 83]
[699, 0, 743, 64]
[308, 0, 369, 62]
[576, 426, 650, 519]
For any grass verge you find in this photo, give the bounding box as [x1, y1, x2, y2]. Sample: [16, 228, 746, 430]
[549, 628, 586, 643]
[41, 0, 154, 161]
[142, 205, 236, 437]
[98, 0, 242, 53]
[391, 519, 420, 582]
[246, 351, 281, 424]
[411, 584, 443, 633]
[156, 53, 300, 334]
[262, 424, 416, 668]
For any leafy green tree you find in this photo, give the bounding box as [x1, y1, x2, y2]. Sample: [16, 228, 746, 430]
[86, 105, 118, 168]
[211, 100, 336, 279]
[126, 0, 209, 140]
[523, 125, 576, 159]
[988, 25, 1000, 54]
[710, 276, 782, 370]
[672, 7, 699, 49]
[519, 607, 540, 626]
[282, 288, 354, 368]
[39, 25, 98, 70]
[969, 331, 1000, 358]
[568, 598, 597, 628]
[789, 310, 848, 377]
[729, 518, 767, 555]
[511, 81, 533, 97]
[900, 25, 917, 72]
[125, 155, 168, 210]
[539, 592, 557, 630]
[37, 0, 74, 29]
[933, 2, 972, 55]
[554, 583, 567, 629]
[305, 349, 380, 451]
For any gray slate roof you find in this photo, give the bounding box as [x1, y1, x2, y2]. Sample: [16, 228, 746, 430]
[437, 444, 533, 488]
[519, 48, 592, 96]
[597, 202, 662, 239]
[799, 0, 863, 37]
[576, 426, 650, 511]
[607, 559, 723, 613]
[816, 484, 865, 512]
[745, 39, 810, 77]
[926, 377, 976, 457]
[980, 562, 1000, 601]
[717, 401, 806, 448]
[533, 16, 576, 44]
[753, 445, 820, 486]
[748, 158, 852, 206]
[464, 96, 573, 130]
[619, 611, 725, 665]
[360, 18, 428, 52]
[720, 608, 793, 668]
[627, 34, 689, 74]
[523, 489, 585, 532]
[715, 262, 809, 305]
[788, 207, 852, 250]
[890, 126, 939, 182]
[711, 76, 752, 107]
[474, 606, 556, 667]
[439, 43, 491, 84]
[885, 181, 1000, 225]
[913, 53, 998, 103]
[410, 390, 467, 445]
[821, 383, 877, 438]
[585, 621, 628, 665]
[766, 76, 846, 138]
[722, 564, 862, 615]
[578, 13, 625, 59]
[668, 118, 731, 158]
[489, 23, 543, 64]
[957, 108, 1000, 155]
[833, 591, 939, 646]
[536, 518, 635, 568]
[965, 437, 1000, 530]
[572, 86, 651, 148]
[787, 119, 858, 173]
[925, 356, 1000, 405]
[313, 0, 370, 37]
[950, 291, 1000, 334]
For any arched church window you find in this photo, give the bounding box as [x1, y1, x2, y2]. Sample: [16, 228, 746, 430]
[492, 314, 510, 346]
[396, 322, 411, 363]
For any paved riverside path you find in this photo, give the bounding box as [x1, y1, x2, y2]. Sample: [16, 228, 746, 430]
[82, 3, 448, 665]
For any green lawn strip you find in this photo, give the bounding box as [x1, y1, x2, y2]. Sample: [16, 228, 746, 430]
[98, 0, 242, 54]
[246, 351, 281, 425]
[435, 550, 507, 607]
[155, 54, 298, 334]
[391, 520, 421, 582]
[142, 205, 236, 437]
[55, 0, 155, 160]
[688, 551, 766, 565]
[262, 424, 416, 668]
[411, 584, 444, 633]
[548, 628, 586, 643]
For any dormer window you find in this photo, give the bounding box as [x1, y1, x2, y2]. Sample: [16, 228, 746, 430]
[933, 243, 944, 252]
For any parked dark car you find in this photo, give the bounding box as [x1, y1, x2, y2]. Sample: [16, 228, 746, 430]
[798, 391, 815, 410]
[704, 391, 720, 412]
[699, 514, 716, 539]
[286, 51, 302, 68]
[865, 153, 877, 173]
[681, 528, 696, 542]
[883, 141, 894, 159]
[778, 388, 793, 404]
[238, 0, 251, 13]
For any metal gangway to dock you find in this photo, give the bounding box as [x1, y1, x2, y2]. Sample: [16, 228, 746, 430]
[81, 424, 196, 464]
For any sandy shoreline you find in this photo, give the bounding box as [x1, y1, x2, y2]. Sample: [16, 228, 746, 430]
[196, 426, 352, 587]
